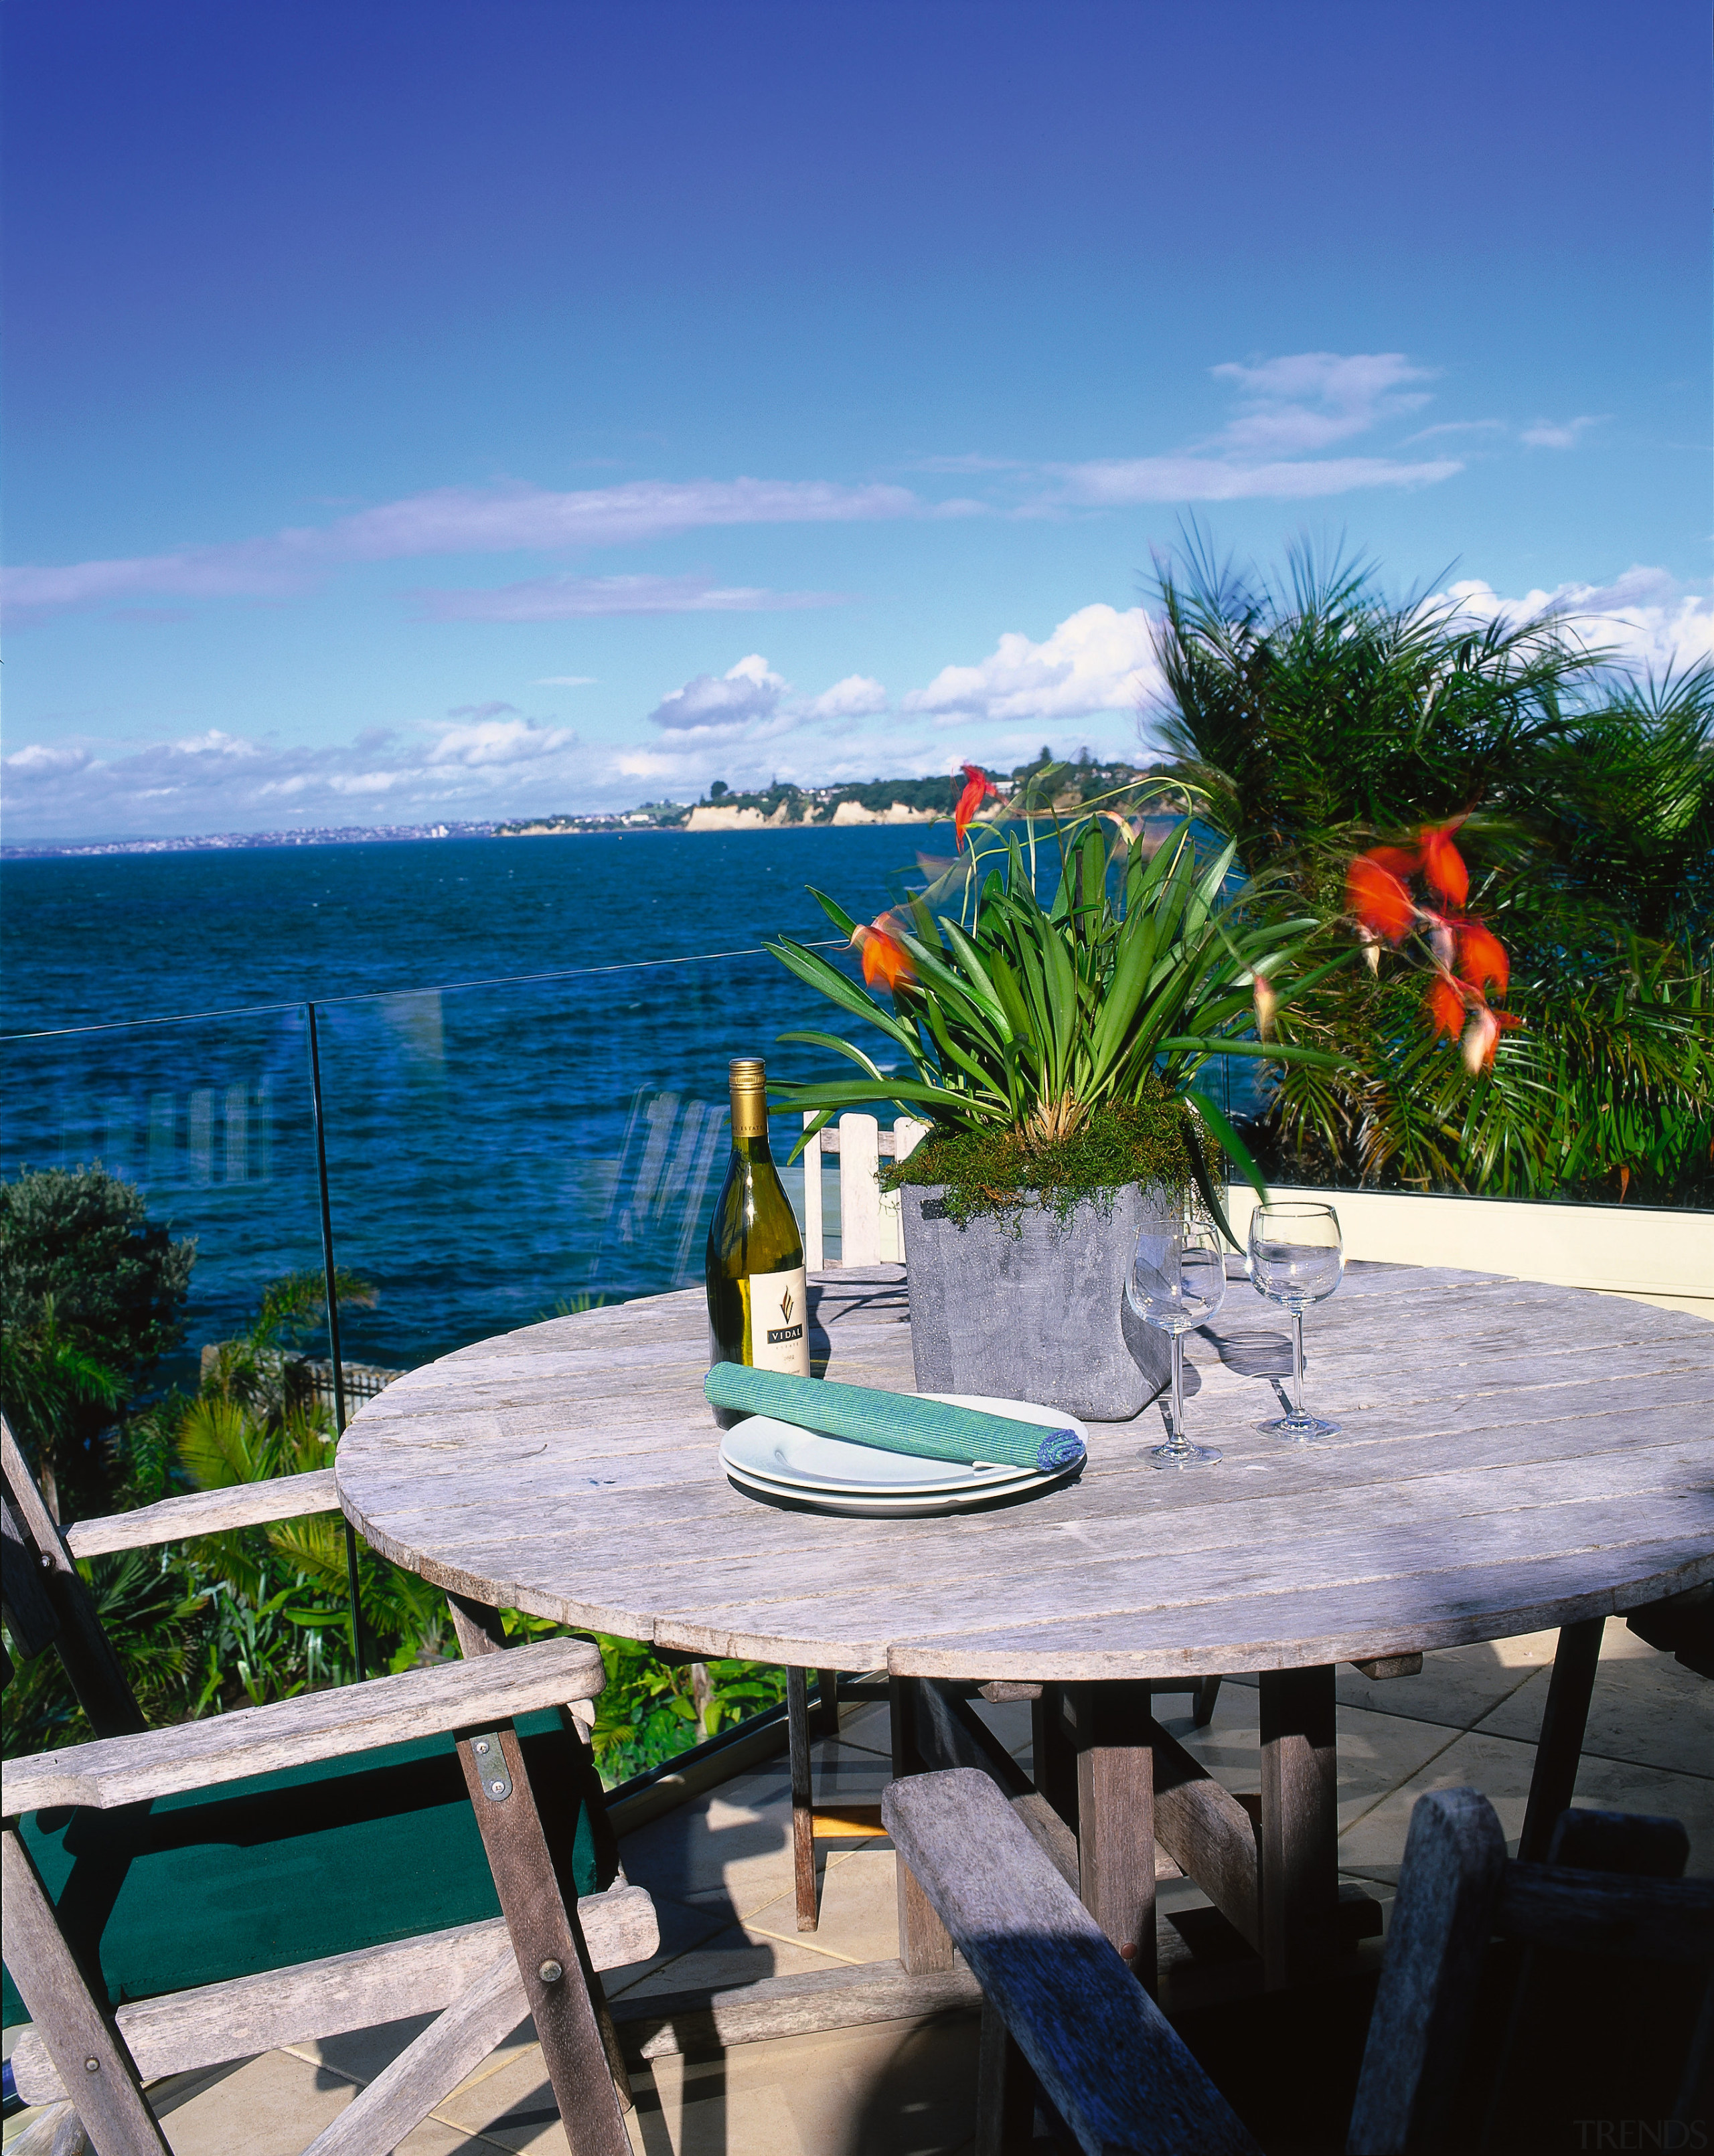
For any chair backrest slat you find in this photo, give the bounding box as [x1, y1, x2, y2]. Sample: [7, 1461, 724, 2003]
[1346, 1785, 1508, 2155]
[801, 1114, 929, 1268]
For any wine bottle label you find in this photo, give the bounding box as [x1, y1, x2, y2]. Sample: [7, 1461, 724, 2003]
[744, 1265, 811, 1376]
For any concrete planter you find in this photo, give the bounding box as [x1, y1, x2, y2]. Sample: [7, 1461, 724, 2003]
[899, 1181, 1182, 1422]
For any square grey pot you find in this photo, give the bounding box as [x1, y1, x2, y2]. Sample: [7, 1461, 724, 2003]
[899, 1181, 1182, 1422]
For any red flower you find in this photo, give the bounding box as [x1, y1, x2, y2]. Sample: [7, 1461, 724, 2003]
[953, 762, 997, 848]
[1462, 1003, 1522, 1073]
[1419, 821, 1470, 907]
[1426, 972, 1467, 1041]
[852, 912, 916, 993]
[1456, 920, 1509, 1000]
[1347, 854, 1417, 942]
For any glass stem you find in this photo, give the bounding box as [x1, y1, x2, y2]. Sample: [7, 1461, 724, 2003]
[1291, 1307, 1306, 1422]
[1170, 1328, 1186, 1452]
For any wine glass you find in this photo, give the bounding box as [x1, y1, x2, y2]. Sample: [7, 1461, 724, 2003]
[1247, 1201, 1344, 1441]
[1125, 1223, 1228, 1468]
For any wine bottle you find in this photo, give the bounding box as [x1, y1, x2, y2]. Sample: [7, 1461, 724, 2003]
[706, 1057, 809, 1418]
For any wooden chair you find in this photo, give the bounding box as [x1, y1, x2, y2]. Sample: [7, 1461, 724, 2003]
[882, 1767, 1714, 2154]
[0, 1418, 655, 2156]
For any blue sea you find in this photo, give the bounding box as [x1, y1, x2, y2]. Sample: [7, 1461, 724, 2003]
[1, 829, 960, 1384]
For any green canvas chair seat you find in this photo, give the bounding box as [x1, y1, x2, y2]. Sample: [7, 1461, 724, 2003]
[2, 1708, 607, 2030]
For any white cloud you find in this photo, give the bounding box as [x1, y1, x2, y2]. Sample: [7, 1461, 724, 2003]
[1055, 351, 1462, 505]
[420, 571, 847, 622]
[647, 653, 792, 738]
[803, 675, 889, 720]
[901, 604, 1160, 724]
[2, 742, 92, 776]
[0, 706, 587, 841]
[1519, 415, 1605, 450]
[2, 477, 917, 624]
[1059, 454, 1462, 504]
[1208, 351, 1434, 454]
[1404, 419, 1506, 443]
[1442, 566, 1714, 675]
[426, 712, 576, 766]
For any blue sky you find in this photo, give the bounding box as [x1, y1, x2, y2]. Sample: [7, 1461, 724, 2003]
[3, 0, 1709, 841]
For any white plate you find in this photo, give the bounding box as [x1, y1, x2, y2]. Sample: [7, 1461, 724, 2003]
[719, 1394, 1087, 1497]
[722, 1457, 1079, 1519]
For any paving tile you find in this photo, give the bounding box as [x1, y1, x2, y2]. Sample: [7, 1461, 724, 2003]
[606, 1917, 851, 2003]
[157, 2045, 360, 2155]
[746, 1847, 901, 1964]
[386, 2119, 487, 2155]
[285, 2011, 549, 2112]
[967, 1695, 1032, 1758]
[1337, 1724, 1714, 1882]
[618, 1769, 795, 1907]
[1476, 1640, 1714, 1778]
[426, 2042, 569, 2153]
[635, 2008, 982, 2155]
[425, 2024, 979, 2155]
[618, 1741, 892, 1921]
[1220, 1629, 1562, 1730]
[832, 1698, 894, 1758]
[1177, 1689, 1462, 1826]
[291, 2009, 440, 2086]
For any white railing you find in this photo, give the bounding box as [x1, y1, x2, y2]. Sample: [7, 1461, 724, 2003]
[801, 1112, 929, 1268]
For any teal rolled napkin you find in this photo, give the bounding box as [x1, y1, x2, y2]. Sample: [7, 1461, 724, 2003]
[703, 1365, 1085, 1475]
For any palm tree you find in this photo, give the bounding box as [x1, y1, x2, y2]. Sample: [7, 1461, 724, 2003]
[1145, 528, 1714, 1201]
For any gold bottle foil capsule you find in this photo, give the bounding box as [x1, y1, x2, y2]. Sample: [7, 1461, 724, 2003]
[728, 1057, 768, 1138]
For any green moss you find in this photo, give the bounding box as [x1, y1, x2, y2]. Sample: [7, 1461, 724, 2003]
[881, 1088, 1191, 1230]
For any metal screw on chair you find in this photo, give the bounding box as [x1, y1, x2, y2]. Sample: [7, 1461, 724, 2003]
[475, 1738, 490, 1754]
[490, 1780, 505, 1795]
[538, 1959, 563, 1984]
[84, 2057, 100, 2072]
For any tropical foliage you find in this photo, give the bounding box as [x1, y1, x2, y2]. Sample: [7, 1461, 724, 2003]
[767, 812, 1340, 1218]
[1146, 530, 1714, 1202]
[1, 1164, 195, 1517]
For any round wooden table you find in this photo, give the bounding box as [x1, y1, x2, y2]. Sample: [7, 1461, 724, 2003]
[338, 1260, 1711, 1675]
[337, 1258, 1713, 1989]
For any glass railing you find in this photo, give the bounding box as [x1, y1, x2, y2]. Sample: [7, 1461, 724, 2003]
[0, 945, 886, 1777]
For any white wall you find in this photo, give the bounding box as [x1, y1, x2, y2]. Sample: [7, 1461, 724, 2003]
[1224, 1185, 1713, 1318]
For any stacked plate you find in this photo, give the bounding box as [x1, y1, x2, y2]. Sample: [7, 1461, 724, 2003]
[719, 1394, 1088, 1517]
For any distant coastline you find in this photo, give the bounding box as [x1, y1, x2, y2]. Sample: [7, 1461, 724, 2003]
[0, 819, 497, 859]
[3, 754, 1149, 859]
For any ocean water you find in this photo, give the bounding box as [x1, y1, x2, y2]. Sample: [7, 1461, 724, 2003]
[1, 829, 959, 1381]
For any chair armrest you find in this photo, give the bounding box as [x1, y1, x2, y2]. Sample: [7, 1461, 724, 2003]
[3, 1633, 606, 1815]
[882, 1769, 1259, 2156]
[64, 1469, 340, 1558]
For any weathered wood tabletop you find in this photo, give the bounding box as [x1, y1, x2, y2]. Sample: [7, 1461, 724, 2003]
[336, 1261, 1714, 1680]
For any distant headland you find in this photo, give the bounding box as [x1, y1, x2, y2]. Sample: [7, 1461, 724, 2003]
[3, 754, 1151, 857]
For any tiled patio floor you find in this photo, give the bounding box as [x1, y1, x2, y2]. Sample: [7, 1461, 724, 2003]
[6, 1617, 1708, 2155]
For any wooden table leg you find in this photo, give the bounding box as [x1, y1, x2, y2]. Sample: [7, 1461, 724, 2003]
[890, 1674, 955, 1973]
[787, 1665, 819, 1930]
[1259, 1663, 1339, 1991]
[1032, 1682, 1079, 1835]
[1517, 1615, 1604, 1863]
[1068, 1681, 1158, 1994]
